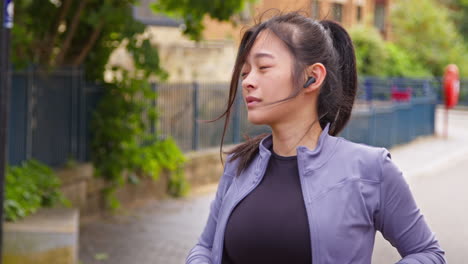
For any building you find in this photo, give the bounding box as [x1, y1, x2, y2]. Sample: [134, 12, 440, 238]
[108, 0, 392, 83]
[203, 0, 392, 42]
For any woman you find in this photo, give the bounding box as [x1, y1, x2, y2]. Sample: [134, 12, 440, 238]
[186, 12, 445, 264]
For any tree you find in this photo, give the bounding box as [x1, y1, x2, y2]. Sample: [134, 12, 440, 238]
[439, 0, 468, 42]
[11, 0, 254, 207]
[12, 0, 255, 79]
[150, 0, 254, 41]
[391, 0, 468, 76]
[349, 25, 388, 77]
[12, 0, 165, 80]
[349, 24, 430, 77]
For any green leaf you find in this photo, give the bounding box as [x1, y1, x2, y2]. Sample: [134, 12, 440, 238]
[3, 159, 69, 221]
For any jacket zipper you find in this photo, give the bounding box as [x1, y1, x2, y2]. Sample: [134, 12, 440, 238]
[216, 159, 269, 264]
[298, 163, 318, 264]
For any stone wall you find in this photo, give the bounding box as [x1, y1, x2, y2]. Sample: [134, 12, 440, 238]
[58, 145, 234, 218]
[3, 208, 79, 264]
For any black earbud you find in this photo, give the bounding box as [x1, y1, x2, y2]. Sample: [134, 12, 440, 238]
[303, 76, 316, 88]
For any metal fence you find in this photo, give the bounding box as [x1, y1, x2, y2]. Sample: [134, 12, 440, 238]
[155, 77, 440, 152]
[155, 82, 258, 151]
[8, 67, 103, 166]
[341, 77, 437, 149]
[458, 78, 468, 105]
[432, 77, 468, 106]
[8, 68, 455, 167]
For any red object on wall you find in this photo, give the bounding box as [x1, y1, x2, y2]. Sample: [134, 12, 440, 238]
[391, 86, 412, 102]
[443, 64, 460, 109]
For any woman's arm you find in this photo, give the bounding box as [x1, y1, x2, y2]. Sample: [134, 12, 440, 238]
[185, 162, 235, 264]
[375, 149, 446, 264]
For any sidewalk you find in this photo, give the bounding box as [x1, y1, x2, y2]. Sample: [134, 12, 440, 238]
[79, 108, 468, 264]
[390, 107, 468, 181]
[373, 107, 468, 262]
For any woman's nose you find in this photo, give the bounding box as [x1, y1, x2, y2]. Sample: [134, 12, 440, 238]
[242, 72, 257, 91]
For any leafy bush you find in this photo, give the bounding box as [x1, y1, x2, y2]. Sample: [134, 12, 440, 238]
[349, 25, 388, 77]
[391, 0, 468, 76]
[4, 159, 70, 222]
[383, 43, 432, 77]
[349, 25, 432, 77]
[91, 71, 188, 210]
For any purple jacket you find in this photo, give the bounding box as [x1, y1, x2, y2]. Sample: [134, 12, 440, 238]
[186, 123, 446, 264]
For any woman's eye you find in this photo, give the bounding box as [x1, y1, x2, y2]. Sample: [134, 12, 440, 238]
[259, 66, 270, 70]
[241, 72, 248, 78]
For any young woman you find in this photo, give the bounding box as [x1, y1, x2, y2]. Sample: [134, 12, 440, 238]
[186, 12, 446, 264]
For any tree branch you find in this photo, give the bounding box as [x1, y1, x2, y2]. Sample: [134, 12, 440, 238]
[40, 0, 73, 65]
[53, 0, 88, 66]
[73, 20, 104, 66]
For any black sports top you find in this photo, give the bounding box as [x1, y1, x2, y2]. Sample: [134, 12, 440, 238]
[222, 145, 312, 264]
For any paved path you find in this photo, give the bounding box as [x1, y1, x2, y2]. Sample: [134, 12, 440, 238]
[373, 108, 468, 263]
[79, 108, 468, 264]
[79, 191, 214, 264]
[372, 150, 468, 263]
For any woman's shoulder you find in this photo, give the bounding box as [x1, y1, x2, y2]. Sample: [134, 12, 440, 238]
[336, 136, 389, 157]
[334, 136, 392, 182]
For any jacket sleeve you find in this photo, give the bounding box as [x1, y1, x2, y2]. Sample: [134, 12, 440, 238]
[185, 159, 235, 264]
[375, 149, 446, 264]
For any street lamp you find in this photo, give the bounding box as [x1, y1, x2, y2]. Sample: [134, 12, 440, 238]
[0, 0, 13, 262]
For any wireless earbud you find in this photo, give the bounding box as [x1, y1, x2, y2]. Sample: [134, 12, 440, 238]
[303, 76, 316, 88]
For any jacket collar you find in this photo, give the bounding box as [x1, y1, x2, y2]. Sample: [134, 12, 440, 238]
[258, 122, 339, 174]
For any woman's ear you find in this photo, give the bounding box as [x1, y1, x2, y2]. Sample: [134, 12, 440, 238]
[303, 63, 326, 93]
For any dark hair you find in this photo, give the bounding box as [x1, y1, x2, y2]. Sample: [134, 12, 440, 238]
[212, 11, 357, 176]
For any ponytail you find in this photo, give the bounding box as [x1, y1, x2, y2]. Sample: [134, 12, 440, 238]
[318, 20, 358, 136]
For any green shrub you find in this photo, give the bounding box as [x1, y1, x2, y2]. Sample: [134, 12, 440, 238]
[91, 72, 188, 210]
[349, 25, 388, 77]
[349, 24, 432, 78]
[391, 0, 468, 76]
[4, 159, 70, 222]
[383, 43, 432, 77]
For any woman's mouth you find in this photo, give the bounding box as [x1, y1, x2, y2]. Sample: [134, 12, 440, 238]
[245, 96, 262, 108]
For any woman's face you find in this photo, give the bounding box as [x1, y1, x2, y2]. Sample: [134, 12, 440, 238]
[241, 30, 299, 126]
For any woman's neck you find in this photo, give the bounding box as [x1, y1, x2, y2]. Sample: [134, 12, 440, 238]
[270, 119, 323, 157]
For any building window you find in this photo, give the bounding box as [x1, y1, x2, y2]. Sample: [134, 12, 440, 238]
[312, 0, 321, 19]
[332, 3, 343, 23]
[356, 6, 362, 22]
[374, 3, 386, 32]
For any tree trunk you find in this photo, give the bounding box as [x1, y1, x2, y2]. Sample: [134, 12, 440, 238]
[40, 0, 73, 66]
[53, 0, 88, 66]
[73, 20, 105, 66]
